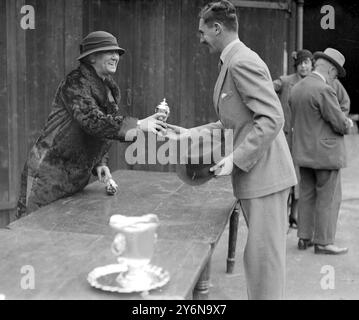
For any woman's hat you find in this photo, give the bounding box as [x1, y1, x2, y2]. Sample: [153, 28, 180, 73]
[77, 31, 125, 60]
[313, 48, 346, 77]
[292, 49, 313, 67]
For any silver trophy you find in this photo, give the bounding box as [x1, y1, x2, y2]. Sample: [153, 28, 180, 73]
[155, 98, 170, 122]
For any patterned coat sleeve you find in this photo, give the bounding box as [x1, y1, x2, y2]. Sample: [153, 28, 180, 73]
[60, 77, 138, 141]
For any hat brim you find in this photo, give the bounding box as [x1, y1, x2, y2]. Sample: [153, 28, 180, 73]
[175, 136, 225, 186]
[77, 45, 125, 60]
[176, 162, 215, 186]
[313, 52, 346, 77]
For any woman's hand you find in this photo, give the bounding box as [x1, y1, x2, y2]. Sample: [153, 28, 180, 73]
[138, 113, 167, 135]
[96, 165, 112, 183]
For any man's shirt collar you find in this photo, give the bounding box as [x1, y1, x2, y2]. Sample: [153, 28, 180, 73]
[220, 38, 240, 64]
[312, 71, 327, 83]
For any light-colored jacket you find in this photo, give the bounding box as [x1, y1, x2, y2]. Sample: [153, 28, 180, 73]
[196, 41, 297, 199]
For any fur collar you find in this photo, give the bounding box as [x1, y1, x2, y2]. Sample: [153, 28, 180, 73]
[78, 63, 121, 114]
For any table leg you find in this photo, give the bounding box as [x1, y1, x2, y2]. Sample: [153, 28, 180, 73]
[193, 259, 211, 300]
[227, 206, 240, 274]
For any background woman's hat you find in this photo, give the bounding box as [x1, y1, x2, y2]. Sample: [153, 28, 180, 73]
[313, 48, 346, 77]
[292, 49, 313, 66]
[77, 31, 125, 60]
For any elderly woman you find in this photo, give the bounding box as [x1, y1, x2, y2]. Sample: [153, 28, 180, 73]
[17, 31, 166, 218]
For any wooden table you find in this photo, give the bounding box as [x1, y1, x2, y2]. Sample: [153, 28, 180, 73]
[0, 228, 210, 300]
[7, 170, 237, 299]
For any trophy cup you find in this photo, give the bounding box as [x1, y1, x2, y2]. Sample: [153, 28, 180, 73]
[155, 98, 170, 137]
[155, 98, 170, 122]
[109, 214, 159, 290]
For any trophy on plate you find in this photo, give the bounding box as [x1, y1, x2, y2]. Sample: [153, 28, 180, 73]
[109, 214, 159, 289]
[87, 214, 170, 294]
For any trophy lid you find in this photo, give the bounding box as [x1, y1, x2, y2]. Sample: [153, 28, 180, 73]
[159, 98, 168, 109]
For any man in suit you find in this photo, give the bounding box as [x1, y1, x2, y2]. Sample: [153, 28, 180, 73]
[273, 51, 351, 230]
[170, 0, 297, 299]
[290, 48, 353, 254]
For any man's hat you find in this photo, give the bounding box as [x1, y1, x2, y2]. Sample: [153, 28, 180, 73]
[313, 48, 346, 77]
[176, 133, 226, 186]
[77, 31, 125, 60]
[176, 162, 215, 186]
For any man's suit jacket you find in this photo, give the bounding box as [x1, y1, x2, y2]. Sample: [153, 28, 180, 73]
[273, 75, 350, 148]
[331, 79, 351, 116]
[197, 41, 297, 199]
[290, 73, 350, 169]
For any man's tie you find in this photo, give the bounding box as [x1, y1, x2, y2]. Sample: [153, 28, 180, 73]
[218, 59, 223, 73]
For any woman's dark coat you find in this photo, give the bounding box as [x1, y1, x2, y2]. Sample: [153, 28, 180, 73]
[17, 63, 137, 217]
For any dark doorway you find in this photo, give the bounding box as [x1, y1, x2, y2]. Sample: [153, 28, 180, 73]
[303, 0, 359, 114]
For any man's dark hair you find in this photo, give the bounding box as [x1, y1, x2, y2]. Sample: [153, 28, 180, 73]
[199, 0, 238, 32]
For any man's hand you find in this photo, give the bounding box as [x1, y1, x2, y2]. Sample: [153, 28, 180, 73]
[210, 154, 233, 176]
[347, 118, 354, 128]
[96, 165, 112, 183]
[165, 123, 191, 140]
[166, 124, 188, 134]
[138, 113, 167, 135]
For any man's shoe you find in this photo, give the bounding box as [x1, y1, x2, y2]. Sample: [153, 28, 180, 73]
[314, 244, 348, 255]
[298, 238, 314, 250]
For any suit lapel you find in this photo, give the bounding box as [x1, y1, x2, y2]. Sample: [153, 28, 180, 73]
[213, 64, 227, 114]
[213, 42, 243, 113]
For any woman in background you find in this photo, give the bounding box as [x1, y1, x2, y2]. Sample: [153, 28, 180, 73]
[273, 49, 314, 229]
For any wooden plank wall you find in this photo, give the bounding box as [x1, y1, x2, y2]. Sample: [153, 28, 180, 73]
[0, 0, 27, 225]
[0, 0, 82, 225]
[0, 0, 9, 225]
[24, 0, 83, 149]
[236, 1, 291, 79]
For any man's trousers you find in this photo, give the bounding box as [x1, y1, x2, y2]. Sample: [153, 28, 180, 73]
[239, 188, 290, 300]
[297, 167, 342, 245]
